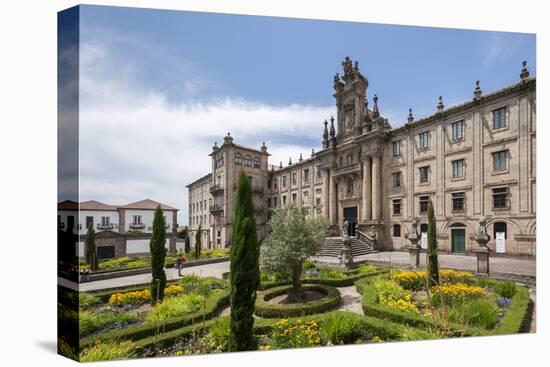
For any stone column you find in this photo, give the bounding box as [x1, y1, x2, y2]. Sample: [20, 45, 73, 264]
[371, 155, 381, 220]
[474, 217, 491, 276]
[362, 159, 371, 222]
[407, 219, 421, 269]
[329, 174, 337, 225]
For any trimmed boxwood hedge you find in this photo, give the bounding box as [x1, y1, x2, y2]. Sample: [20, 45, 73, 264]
[356, 274, 531, 336]
[79, 290, 230, 348]
[254, 284, 341, 318]
[131, 311, 438, 353]
[303, 269, 389, 287]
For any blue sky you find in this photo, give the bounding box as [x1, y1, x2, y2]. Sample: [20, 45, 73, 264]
[74, 5, 535, 224]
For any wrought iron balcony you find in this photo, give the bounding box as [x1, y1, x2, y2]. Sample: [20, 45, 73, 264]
[129, 223, 145, 229]
[209, 204, 224, 214]
[97, 223, 114, 230]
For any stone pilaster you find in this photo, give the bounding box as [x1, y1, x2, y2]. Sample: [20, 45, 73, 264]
[362, 159, 371, 222]
[371, 155, 381, 220]
[329, 174, 337, 225]
[323, 168, 330, 219]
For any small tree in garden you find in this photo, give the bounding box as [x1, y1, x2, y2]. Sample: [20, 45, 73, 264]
[261, 204, 326, 301]
[184, 229, 191, 254]
[427, 200, 440, 287]
[229, 170, 260, 352]
[195, 225, 202, 259]
[150, 205, 167, 305]
[84, 225, 98, 271]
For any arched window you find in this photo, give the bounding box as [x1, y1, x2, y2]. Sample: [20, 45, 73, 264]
[244, 155, 251, 166]
[493, 222, 507, 239]
[235, 152, 242, 165]
[253, 157, 260, 168]
[393, 224, 401, 237]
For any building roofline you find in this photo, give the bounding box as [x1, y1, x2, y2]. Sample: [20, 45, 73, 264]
[185, 172, 212, 188]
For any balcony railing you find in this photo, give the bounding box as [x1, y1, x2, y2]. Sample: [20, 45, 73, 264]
[97, 223, 114, 230]
[209, 204, 224, 214]
[209, 184, 224, 194]
[129, 223, 145, 229]
[332, 162, 361, 177]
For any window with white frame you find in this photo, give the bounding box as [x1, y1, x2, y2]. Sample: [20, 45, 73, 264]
[419, 131, 429, 150]
[452, 159, 465, 178]
[451, 120, 464, 141]
[419, 166, 429, 183]
[493, 107, 506, 129]
[392, 140, 401, 156]
[492, 150, 508, 171]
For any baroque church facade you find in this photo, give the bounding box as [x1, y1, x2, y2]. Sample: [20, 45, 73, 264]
[187, 57, 536, 257]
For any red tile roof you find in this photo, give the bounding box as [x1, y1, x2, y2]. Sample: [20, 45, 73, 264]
[120, 199, 178, 211]
[80, 200, 118, 211]
[57, 200, 78, 210]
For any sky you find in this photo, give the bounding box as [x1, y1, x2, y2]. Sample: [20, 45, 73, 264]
[72, 5, 536, 225]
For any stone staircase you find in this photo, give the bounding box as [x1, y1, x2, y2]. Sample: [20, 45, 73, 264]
[316, 236, 377, 258]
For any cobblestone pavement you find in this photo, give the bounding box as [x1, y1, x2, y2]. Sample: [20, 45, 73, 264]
[74, 260, 230, 292]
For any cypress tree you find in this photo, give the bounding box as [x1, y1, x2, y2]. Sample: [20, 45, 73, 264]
[150, 205, 167, 305]
[195, 224, 202, 259]
[427, 200, 440, 287]
[184, 232, 191, 254]
[229, 170, 260, 352]
[84, 225, 98, 271]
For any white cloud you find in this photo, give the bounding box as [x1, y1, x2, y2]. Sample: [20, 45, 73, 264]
[483, 32, 524, 67]
[78, 41, 333, 224]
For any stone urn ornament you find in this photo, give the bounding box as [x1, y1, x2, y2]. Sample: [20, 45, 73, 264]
[473, 216, 491, 275]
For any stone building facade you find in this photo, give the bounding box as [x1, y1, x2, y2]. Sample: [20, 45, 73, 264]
[186, 58, 536, 257]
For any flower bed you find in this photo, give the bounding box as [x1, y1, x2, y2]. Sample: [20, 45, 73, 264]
[356, 271, 531, 336]
[255, 284, 341, 318]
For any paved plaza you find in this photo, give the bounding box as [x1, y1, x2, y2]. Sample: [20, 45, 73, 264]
[58, 251, 536, 292]
[317, 251, 536, 277]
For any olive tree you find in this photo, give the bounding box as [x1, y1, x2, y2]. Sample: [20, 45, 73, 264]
[260, 204, 326, 300]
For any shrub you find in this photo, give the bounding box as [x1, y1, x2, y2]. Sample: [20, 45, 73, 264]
[146, 294, 204, 323]
[207, 316, 231, 351]
[80, 340, 135, 362]
[321, 312, 365, 344]
[440, 269, 473, 285]
[494, 285, 530, 335]
[372, 278, 408, 302]
[390, 271, 425, 291]
[109, 289, 150, 306]
[319, 268, 347, 280]
[494, 281, 517, 298]
[303, 259, 317, 270]
[268, 319, 324, 349]
[432, 283, 488, 307]
[463, 299, 500, 329]
[79, 292, 101, 309]
[79, 310, 138, 337]
[255, 284, 341, 318]
[150, 205, 168, 305]
[357, 264, 377, 274]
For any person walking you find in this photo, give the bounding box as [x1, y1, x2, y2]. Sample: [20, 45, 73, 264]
[176, 253, 185, 277]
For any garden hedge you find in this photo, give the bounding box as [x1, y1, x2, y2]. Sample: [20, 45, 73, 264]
[254, 284, 341, 318]
[303, 269, 389, 287]
[80, 290, 230, 348]
[130, 311, 437, 353]
[355, 274, 531, 337]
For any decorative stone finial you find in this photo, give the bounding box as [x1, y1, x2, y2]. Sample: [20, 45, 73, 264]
[520, 60, 530, 81]
[279, 161, 283, 169]
[288, 157, 292, 166]
[474, 80, 482, 100]
[223, 132, 233, 144]
[212, 141, 218, 150]
[372, 94, 380, 118]
[322, 119, 329, 148]
[407, 108, 414, 124]
[299, 153, 303, 162]
[329, 116, 336, 138]
[311, 148, 315, 157]
[261, 141, 267, 153]
[474, 216, 491, 248]
[437, 96, 444, 112]
[333, 73, 344, 91]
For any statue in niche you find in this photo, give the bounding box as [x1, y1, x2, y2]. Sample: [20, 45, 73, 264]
[344, 109, 354, 132]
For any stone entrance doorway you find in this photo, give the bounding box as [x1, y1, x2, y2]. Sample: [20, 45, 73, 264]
[343, 206, 358, 236]
[451, 227, 466, 254]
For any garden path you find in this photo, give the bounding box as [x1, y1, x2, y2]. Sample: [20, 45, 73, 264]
[336, 286, 363, 315]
